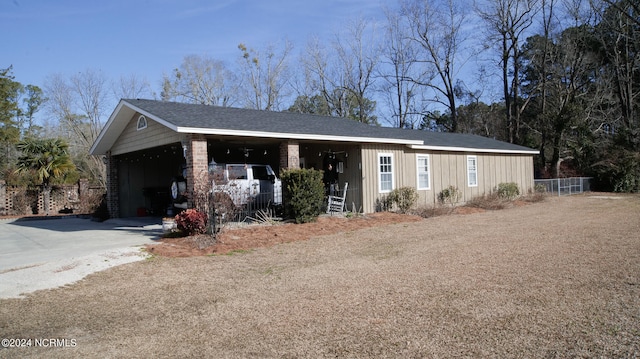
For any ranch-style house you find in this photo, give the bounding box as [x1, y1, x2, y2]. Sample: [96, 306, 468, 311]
[90, 99, 538, 218]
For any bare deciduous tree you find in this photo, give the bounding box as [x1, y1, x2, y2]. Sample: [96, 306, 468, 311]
[113, 73, 154, 100]
[401, 0, 473, 132]
[379, 8, 425, 128]
[301, 19, 380, 124]
[333, 19, 380, 124]
[161, 55, 238, 106]
[477, 0, 540, 143]
[45, 70, 108, 186]
[301, 36, 343, 115]
[237, 41, 292, 111]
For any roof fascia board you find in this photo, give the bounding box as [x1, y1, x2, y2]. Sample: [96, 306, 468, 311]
[409, 144, 539, 155]
[176, 126, 423, 145]
[89, 100, 127, 155]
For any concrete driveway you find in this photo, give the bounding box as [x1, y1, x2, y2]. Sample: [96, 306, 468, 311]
[0, 216, 162, 299]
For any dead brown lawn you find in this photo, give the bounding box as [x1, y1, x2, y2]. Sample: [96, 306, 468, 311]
[1, 194, 639, 358]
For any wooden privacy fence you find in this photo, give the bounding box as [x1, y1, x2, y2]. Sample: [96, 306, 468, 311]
[0, 179, 105, 216]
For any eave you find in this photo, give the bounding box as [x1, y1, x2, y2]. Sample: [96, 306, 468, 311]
[409, 144, 540, 155]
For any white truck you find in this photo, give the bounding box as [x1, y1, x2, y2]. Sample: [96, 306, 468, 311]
[208, 162, 283, 208]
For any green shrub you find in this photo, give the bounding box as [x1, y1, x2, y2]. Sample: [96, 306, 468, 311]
[386, 186, 418, 213]
[496, 182, 520, 200]
[438, 185, 461, 205]
[175, 208, 208, 235]
[280, 168, 325, 223]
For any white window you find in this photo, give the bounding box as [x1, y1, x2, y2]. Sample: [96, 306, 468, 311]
[378, 153, 394, 193]
[467, 155, 478, 187]
[136, 115, 147, 130]
[417, 155, 430, 190]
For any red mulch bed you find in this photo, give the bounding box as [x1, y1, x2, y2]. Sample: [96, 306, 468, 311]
[146, 212, 423, 257]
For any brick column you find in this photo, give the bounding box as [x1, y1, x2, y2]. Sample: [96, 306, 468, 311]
[105, 151, 120, 218]
[279, 141, 300, 170]
[78, 179, 89, 200]
[0, 180, 6, 216]
[184, 134, 209, 210]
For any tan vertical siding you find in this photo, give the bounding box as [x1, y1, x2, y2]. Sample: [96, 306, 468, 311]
[360, 145, 535, 212]
[361, 144, 407, 212]
[111, 114, 182, 155]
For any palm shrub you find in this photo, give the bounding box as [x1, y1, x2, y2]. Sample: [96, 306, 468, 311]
[15, 138, 76, 215]
[281, 168, 324, 223]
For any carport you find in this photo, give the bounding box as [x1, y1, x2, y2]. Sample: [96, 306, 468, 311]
[92, 99, 364, 218]
[112, 138, 360, 218]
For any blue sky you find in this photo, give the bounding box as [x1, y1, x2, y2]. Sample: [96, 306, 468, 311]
[3, 0, 391, 93]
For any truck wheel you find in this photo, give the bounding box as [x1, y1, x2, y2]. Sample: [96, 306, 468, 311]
[171, 178, 186, 200]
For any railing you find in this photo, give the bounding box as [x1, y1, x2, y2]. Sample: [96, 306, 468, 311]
[209, 185, 360, 224]
[534, 177, 592, 196]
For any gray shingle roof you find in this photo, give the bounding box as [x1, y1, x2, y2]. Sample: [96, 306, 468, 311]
[124, 99, 537, 153]
[369, 126, 536, 152]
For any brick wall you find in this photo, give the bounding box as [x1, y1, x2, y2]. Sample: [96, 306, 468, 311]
[0, 180, 104, 216]
[0, 180, 5, 215]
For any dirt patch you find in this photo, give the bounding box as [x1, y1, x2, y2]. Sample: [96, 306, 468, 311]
[146, 212, 422, 257]
[452, 206, 486, 215]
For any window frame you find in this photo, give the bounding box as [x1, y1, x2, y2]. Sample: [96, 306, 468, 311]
[416, 154, 431, 190]
[136, 115, 147, 131]
[467, 155, 478, 187]
[378, 153, 394, 193]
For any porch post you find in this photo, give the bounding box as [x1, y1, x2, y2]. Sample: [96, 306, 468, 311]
[279, 140, 300, 170]
[184, 134, 209, 210]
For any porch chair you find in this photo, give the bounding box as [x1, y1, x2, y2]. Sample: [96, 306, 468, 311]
[326, 182, 348, 213]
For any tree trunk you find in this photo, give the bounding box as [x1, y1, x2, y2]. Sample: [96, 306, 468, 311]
[550, 131, 563, 178]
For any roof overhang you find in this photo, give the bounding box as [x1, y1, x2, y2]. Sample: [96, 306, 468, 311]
[90, 100, 423, 155]
[88, 102, 133, 155]
[174, 126, 422, 145]
[90, 100, 182, 155]
[91, 100, 537, 156]
[409, 144, 540, 155]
